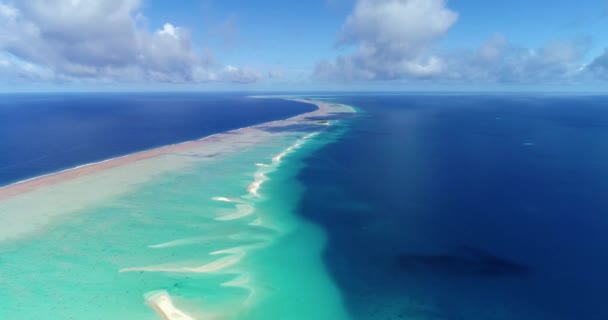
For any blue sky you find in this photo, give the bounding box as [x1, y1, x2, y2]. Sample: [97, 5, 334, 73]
[1, 0, 608, 91]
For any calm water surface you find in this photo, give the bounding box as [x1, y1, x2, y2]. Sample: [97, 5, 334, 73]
[297, 94, 608, 319]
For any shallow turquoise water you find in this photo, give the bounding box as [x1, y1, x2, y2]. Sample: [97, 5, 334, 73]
[0, 123, 350, 319]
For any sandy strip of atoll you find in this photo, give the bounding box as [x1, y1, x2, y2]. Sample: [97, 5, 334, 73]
[0, 99, 353, 242]
[0, 99, 335, 200]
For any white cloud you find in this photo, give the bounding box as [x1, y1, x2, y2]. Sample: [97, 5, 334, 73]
[219, 65, 262, 84]
[339, 0, 457, 55]
[443, 35, 590, 84]
[0, 52, 56, 82]
[0, 0, 263, 84]
[316, 0, 458, 81]
[586, 49, 608, 79]
[316, 0, 598, 85]
[157, 23, 178, 38]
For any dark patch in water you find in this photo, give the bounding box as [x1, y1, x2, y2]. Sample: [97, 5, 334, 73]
[397, 247, 530, 278]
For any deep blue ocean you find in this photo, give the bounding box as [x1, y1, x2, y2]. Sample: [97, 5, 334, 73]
[297, 94, 608, 319]
[0, 93, 314, 186]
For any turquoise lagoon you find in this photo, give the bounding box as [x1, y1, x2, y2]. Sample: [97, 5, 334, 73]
[0, 100, 354, 319]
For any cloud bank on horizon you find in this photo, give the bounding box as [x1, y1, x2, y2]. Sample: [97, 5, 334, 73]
[1, 0, 607, 89]
[316, 0, 604, 85]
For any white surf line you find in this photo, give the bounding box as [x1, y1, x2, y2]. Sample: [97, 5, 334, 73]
[247, 132, 323, 198]
[271, 151, 289, 165]
[211, 196, 244, 203]
[271, 142, 303, 164]
[247, 171, 267, 196]
[144, 290, 196, 320]
[215, 204, 255, 221]
[272, 132, 319, 165]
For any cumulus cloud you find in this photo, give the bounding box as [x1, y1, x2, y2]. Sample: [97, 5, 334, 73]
[316, 0, 458, 81]
[0, 0, 262, 84]
[586, 49, 608, 79]
[315, 0, 602, 85]
[219, 65, 262, 84]
[0, 52, 55, 82]
[443, 35, 590, 84]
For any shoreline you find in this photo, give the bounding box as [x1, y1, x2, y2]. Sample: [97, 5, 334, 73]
[0, 96, 356, 319]
[0, 98, 334, 201]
